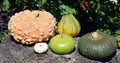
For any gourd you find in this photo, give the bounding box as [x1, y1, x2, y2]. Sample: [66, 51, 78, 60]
[78, 31, 117, 60]
[34, 42, 48, 53]
[8, 10, 57, 44]
[57, 14, 81, 37]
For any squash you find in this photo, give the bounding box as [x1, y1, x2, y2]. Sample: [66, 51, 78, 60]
[78, 31, 117, 60]
[57, 14, 81, 36]
[8, 10, 57, 44]
[34, 43, 48, 53]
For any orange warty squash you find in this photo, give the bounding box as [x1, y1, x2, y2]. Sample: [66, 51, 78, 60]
[8, 10, 57, 44]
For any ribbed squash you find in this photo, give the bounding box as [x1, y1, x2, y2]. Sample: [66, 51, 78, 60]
[57, 14, 81, 37]
[78, 31, 117, 60]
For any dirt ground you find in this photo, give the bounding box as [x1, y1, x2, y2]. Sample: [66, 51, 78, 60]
[0, 35, 120, 63]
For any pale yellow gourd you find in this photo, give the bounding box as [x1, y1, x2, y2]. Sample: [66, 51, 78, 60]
[57, 14, 81, 36]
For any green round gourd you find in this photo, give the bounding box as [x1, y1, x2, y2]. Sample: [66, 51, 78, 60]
[57, 14, 81, 37]
[78, 31, 117, 60]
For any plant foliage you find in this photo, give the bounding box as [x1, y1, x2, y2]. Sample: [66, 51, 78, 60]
[81, 0, 120, 47]
[0, 0, 78, 42]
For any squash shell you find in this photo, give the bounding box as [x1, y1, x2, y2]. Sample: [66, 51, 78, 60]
[57, 14, 81, 36]
[78, 31, 117, 60]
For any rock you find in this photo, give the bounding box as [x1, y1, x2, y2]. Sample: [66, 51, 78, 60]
[0, 35, 120, 63]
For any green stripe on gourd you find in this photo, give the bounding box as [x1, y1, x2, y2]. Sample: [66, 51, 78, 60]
[57, 14, 81, 36]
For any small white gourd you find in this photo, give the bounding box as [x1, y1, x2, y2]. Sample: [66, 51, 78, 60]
[34, 43, 48, 53]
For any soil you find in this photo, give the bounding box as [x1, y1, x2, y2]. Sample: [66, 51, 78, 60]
[0, 34, 120, 63]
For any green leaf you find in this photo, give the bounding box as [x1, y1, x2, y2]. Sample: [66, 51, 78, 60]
[95, 3, 100, 13]
[100, 11, 105, 16]
[89, 17, 93, 22]
[42, 0, 47, 4]
[115, 30, 120, 34]
[108, 16, 113, 22]
[114, 6, 117, 9]
[118, 42, 120, 47]
[23, 0, 28, 3]
[91, 3, 96, 9]
[115, 35, 120, 41]
[3, 0, 10, 11]
[59, 4, 77, 15]
[90, 1, 94, 4]
[15, 0, 21, 5]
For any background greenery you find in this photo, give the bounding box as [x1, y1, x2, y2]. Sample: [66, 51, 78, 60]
[0, 0, 120, 47]
[81, 0, 120, 47]
[0, 0, 78, 42]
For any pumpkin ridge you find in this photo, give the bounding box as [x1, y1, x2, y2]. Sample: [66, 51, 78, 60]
[70, 14, 80, 35]
[63, 16, 70, 34]
[58, 17, 64, 34]
[69, 17, 76, 36]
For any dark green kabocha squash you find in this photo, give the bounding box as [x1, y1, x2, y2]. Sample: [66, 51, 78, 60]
[78, 31, 117, 60]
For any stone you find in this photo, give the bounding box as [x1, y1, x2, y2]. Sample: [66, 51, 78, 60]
[0, 35, 120, 63]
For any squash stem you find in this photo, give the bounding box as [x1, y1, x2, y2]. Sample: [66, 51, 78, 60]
[92, 32, 98, 39]
[61, 35, 63, 38]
